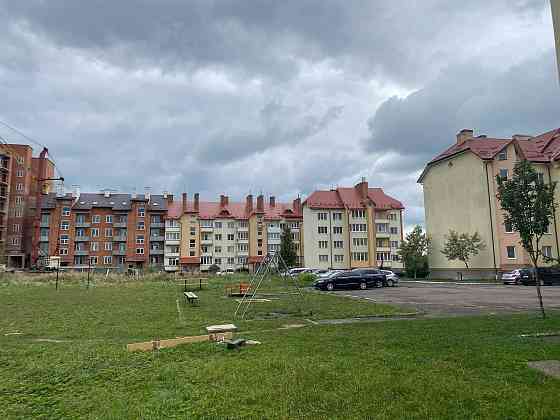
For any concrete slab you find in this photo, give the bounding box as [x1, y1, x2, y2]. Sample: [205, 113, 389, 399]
[206, 324, 237, 333]
[527, 360, 560, 379]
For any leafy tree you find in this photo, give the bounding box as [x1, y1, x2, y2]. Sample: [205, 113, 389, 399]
[496, 159, 557, 319]
[398, 225, 430, 279]
[280, 225, 297, 268]
[441, 230, 486, 278]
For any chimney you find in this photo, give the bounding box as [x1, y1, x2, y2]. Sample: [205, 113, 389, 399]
[245, 194, 253, 213]
[194, 193, 200, 212]
[182, 192, 187, 213]
[144, 187, 151, 201]
[512, 134, 532, 141]
[220, 194, 229, 207]
[355, 177, 368, 199]
[256, 194, 264, 212]
[269, 196, 276, 207]
[456, 129, 474, 145]
[293, 196, 301, 214]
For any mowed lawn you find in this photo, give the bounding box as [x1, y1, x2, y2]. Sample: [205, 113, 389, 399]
[1, 276, 560, 419]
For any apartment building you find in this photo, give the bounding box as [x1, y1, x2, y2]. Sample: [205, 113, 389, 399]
[165, 192, 303, 273]
[0, 144, 55, 268]
[38, 190, 169, 270]
[418, 128, 560, 279]
[303, 179, 404, 271]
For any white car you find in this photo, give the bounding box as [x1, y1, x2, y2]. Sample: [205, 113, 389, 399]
[217, 269, 235, 276]
[380, 270, 400, 287]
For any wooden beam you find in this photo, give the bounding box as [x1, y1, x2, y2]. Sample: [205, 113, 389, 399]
[127, 332, 233, 352]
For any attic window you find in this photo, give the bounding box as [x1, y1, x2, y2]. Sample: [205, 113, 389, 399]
[498, 150, 507, 161]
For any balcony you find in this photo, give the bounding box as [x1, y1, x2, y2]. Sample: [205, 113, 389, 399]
[114, 222, 127, 228]
[201, 238, 213, 245]
[39, 236, 49, 242]
[375, 218, 390, 224]
[150, 222, 164, 228]
[376, 232, 390, 238]
[237, 225, 249, 231]
[75, 222, 91, 228]
[201, 226, 213, 232]
[150, 249, 164, 255]
[113, 235, 127, 242]
[150, 235, 165, 242]
[75, 236, 90, 242]
[74, 250, 89, 256]
[113, 249, 126, 256]
[376, 246, 391, 252]
[165, 239, 180, 245]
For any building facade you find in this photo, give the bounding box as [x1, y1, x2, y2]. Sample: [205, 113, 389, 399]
[165, 193, 303, 273]
[419, 128, 560, 279]
[38, 191, 169, 270]
[302, 179, 404, 271]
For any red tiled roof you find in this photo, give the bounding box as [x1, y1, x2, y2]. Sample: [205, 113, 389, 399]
[165, 198, 302, 220]
[180, 257, 200, 264]
[304, 187, 404, 210]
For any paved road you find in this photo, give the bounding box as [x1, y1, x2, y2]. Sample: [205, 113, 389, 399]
[334, 281, 560, 316]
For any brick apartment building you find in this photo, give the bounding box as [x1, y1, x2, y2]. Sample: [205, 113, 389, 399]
[0, 144, 54, 268]
[164, 193, 303, 273]
[38, 191, 169, 270]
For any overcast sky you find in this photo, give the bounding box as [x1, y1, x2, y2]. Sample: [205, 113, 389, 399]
[0, 1, 558, 229]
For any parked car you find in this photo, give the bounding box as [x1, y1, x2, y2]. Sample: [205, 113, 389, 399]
[314, 270, 385, 291]
[501, 269, 532, 285]
[380, 270, 400, 287]
[217, 268, 235, 276]
[351, 268, 386, 288]
[521, 267, 560, 286]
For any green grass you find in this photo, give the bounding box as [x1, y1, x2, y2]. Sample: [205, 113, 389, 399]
[1, 274, 560, 419]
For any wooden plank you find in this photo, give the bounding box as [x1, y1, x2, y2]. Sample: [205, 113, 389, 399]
[127, 332, 233, 352]
[206, 324, 237, 333]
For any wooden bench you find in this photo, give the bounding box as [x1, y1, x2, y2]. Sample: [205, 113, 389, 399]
[182, 278, 208, 291]
[225, 282, 251, 297]
[183, 291, 199, 305]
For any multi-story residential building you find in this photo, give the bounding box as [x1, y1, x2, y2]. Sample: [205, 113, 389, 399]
[302, 179, 404, 271]
[0, 144, 55, 268]
[165, 192, 303, 273]
[418, 128, 560, 279]
[38, 190, 169, 270]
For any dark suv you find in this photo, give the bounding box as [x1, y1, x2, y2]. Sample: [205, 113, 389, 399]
[314, 269, 385, 291]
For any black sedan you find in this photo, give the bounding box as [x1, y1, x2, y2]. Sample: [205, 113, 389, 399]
[314, 270, 385, 291]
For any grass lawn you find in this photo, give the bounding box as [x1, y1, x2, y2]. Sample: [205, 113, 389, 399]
[1, 274, 560, 419]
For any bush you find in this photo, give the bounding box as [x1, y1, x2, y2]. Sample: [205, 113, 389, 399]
[298, 273, 317, 286]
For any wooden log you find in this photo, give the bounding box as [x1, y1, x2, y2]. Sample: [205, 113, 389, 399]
[126, 332, 233, 352]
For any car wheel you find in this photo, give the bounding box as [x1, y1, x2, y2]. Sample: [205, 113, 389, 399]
[375, 280, 383, 288]
[515, 279, 520, 285]
[326, 282, 334, 291]
[360, 281, 367, 290]
[387, 279, 394, 287]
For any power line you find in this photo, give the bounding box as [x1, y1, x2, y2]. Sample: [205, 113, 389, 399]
[0, 119, 64, 179]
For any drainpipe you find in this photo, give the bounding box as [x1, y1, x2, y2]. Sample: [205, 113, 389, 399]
[547, 165, 560, 259]
[328, 211, 333, 269]
[485, 162, 498, 278]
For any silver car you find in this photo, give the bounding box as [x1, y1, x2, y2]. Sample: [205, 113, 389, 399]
[380, 270, 400, 287]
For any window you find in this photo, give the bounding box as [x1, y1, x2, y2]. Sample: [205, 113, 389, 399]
[190, 239, 196, 248]
[89, 256, 98, 265]
[504, 221, 513, 233]
[104, 242, 112, 251]
[506, 246, 516, 259]
[353, 237, 368, 246]
[105, 228, 113, 237]
[136, 248, 144, 255]
[16, 183, 24, 192]
[214, 257, 222, 265]
[228, 222, 235, 228]
[11, 237, 19, 246]
[334, 254, 344, 263]
[332, 212, 343, 221]
[138, 207, 145, 217]
[137, 221, 145, 230]
[227, 257, 235, 264]
[390, 227, 399, 235]
[318, 226, 328, 234]
[543, 246, 552, 259]
[376, 252, 391, 262]
[227, 246, 234, 253]
[352, 209, 366, 218]
[497, 150, 507, 161]
[215, 234, 222, 241]
[290, 222, 299, 229]
[166, 232, 180, 240]
[319, 254, 329, 262]
[201, 256, 212, 265]
[238, 231, 249, 240]
[15, 196, 24, 204]
[61, 221, 69, 230]
[190, 227, 196, 235]
[200, 220, 213, 228]
[376, 224, 388, 233]
[387, 213, 396, 220]
[498, 169, 508, 181]
[333, 226, 343, 234]
[239, 221, 248, 228]
[215, 246, 222, 253]
[392, 254, 400, 262]
[62, 207, 71, 216]
[238, 256, 248, 265]
[351, 224, 367, 232]
[257, 250, 263, 256]
[317, 212, 328, 221]
[91, 242, 99, 251]
[16, 169, 24, 177]
[59, 248, 68, 255]
[136, 235, 144, 244]
[91, 228, 99, 237]
[537, 172, 545, 184]
[106, 215, 113, 223]
[318, 240, 328, 249]
[352, 252, 368, 261]
[92, 215, 101, 224]
[189, 251, 195, 257]
[333, 240, 343, 248]
[16, 155, 24, 165]
[238, 243, 248, 252]
[215, 221, 222, 228]
[12, 224, 20, 233]
[227, 234, 234, 241]
[390, 240, 399, 248]
[169, 258, 179, 266]
[60, 235, 69, 244]
[103, 256, 112, 265]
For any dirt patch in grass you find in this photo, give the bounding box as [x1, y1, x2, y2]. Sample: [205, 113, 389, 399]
[527, 360, 560, 379]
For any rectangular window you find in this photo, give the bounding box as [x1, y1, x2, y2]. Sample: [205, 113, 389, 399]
[166, 232, 180, 240]
[351, 224, 367, 232]
[238, 231, 248, 240]
[333, 240, 343, 248]
[104, 242, 112, 251]
[137, 221, 145, 230]
[136, 248, 144, 255]
[190, 227, 196, 235]
[504, 221, 513, 233]
[334, 254, 344, 263]
[537, 172, 545, 184]
[90, 256, 98, 265]
[91, 228, 99, 237]
[333, 226, 343, 234]
[319, 254, 329, 262]
[138, 207, 145, 217]
[352, 209, 366, 218]
[16, 183, 24, 192]
[215, 246, 222, 253]
[190, 239, 196, 248]
[227, 257, 235, 264]
[60, 235, 69, 245]
[376, 223, 388, 233]
[376, 252, 391, 262]
[62, 207, 71, 216]
[214, 257, 222, 265]
[228, 222, 235, 228]
[214, 234, 222, 241]
[318, 226, 328, 234]
[103, 256, 112, 265]
[91, 242, 99, 252]
[352, 252, 368, 261]
[227, 234, 234, 241]
[390, 227, 399, 234]
[61, 221, 69, 230]
[16, 155, 24, 165]
[136, 235, 144, 244]
[16, 169, 24, 177]
[317, 212, 328, 221]
[201, 256, 213, 265]
[15, 196, 24, 204]
[214, 221, 222, 228]
[499, 168, 508, 181]
[390, 240, 399, 248]
[105, 228, 113, 237]
[543, 246, 552, 259]
[227, 246, 235, 253]
[498, 150, 507, 161]
[106, 215, 113, 223]
[92, 215, 101, 224]
[318, 240, 328, 249]
[506, 246, 516, 259]
[332, 212, 343, 221]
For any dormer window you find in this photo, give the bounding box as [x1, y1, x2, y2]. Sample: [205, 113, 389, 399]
[498, 150, 507, 161]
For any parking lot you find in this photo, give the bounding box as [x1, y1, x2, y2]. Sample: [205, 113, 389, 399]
[335, 281, 560, 316]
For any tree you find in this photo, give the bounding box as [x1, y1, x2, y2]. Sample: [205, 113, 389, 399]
[441, 230, 486, 278]
[496, 159, 557, 319]
[398, 225, 430, 279]
[280, 225, 297, 267]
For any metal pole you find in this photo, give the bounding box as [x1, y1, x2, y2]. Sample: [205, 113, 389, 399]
[56, 266, 59, 291]
[87, 260, 91, 289]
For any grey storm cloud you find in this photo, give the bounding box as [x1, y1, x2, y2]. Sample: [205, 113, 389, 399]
[0, 0, 557, 231]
